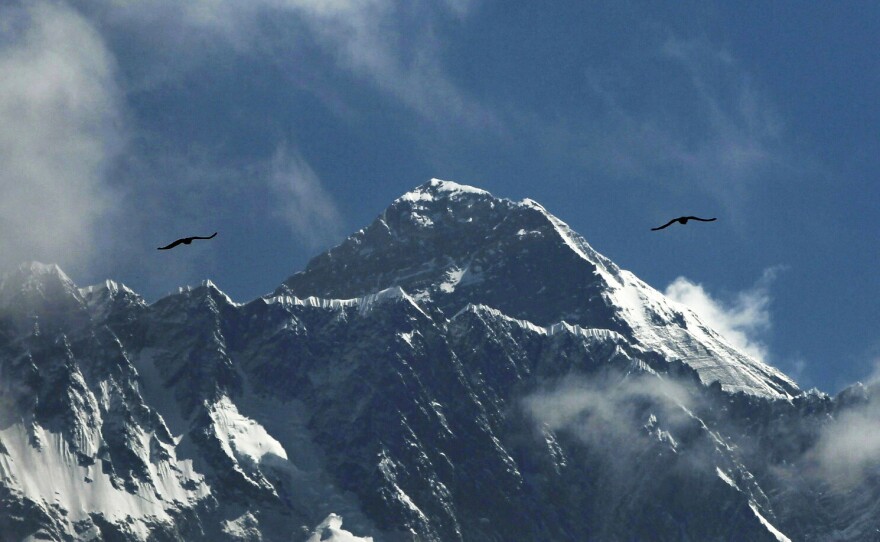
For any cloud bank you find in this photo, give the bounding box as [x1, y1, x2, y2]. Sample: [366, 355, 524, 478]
[0, 1, 122, 274]
[665, 267, 782, 362]
[810, 395, 880, 489]
[802, 364, 880, 491]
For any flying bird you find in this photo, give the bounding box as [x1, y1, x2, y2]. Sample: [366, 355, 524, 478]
[651, 216, 716, 231]
[157, 232, 217, 250]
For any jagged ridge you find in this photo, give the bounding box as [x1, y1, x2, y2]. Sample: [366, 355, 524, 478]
[0, 181, 873, 541]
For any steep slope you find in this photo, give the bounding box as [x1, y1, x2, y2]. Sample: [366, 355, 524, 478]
[279, 179, 797, 398]
[0, 264, 208, 540]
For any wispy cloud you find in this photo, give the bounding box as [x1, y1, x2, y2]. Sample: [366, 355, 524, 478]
[0, 1, 122, 274]
[523, 371, 702, 489]
[657, 37, 786, 202]
[803, 361, 880, 490]
[268, 146, 344, 248]
[525, 372, 694, 443]
[664, 267, 783, 362]
[287, 0, 488, 124]
[86, 0, 487, 126]
[538, 34, 792, 214]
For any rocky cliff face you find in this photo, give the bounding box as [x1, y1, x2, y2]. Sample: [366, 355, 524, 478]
[280, 180, 797, 398]
[0, 181, 874, 541]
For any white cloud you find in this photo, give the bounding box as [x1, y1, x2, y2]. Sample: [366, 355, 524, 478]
[0, 1, 122, 274]
[305, 513, 374, 542]
[268, 146, 344, 248]
[525, 373, 694, 440]
[664, 267, 782, 362]
[802, 360, 880, 490]
[808, 394, 880, 490]
[86, 0, 486, 125]
[523, 372, 700, 485]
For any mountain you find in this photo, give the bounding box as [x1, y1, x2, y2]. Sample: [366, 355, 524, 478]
[278, 180, 797, 398]
[0, 180, 876, 541]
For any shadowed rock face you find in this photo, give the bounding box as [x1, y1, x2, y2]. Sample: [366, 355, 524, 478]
[281, 180, 797, 398]
[279, 181, 620, 329]
[0, 180, 872, 541]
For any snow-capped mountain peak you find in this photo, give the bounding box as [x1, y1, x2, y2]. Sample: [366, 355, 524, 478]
[281, 181, 796, 398]
[0, 261, 92, 338]
[396, 178, 491, 203]
[0, 261, 82, 307]
[79, 279, 138, 299]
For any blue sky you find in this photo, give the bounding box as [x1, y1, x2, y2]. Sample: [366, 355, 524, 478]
[1, 1, 877, 393]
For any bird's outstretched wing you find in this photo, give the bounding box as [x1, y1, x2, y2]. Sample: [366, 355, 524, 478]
[157, 232, 217, 250]
[684, 216, 716, 222]
[651, 219, 677, 231]
[189, 232, 218, 240]
[157, 238, 186, 250]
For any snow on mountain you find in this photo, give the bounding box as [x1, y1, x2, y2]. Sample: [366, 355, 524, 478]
[0, 268, 208, 539]
[0, 181, 875, 541]
[280, 179, 797, 398]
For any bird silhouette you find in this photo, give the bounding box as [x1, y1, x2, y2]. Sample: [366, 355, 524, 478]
[157, 232, 217, 250]
[651, 216, 716, 231]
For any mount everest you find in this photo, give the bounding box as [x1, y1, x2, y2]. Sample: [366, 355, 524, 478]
[0, 179, 876, 541]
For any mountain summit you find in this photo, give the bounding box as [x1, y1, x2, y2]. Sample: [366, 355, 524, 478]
[0, 180, 872, 541]
[281, 179, 797, 398]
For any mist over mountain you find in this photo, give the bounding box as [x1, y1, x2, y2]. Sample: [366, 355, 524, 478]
[0, 180, 876, 541]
